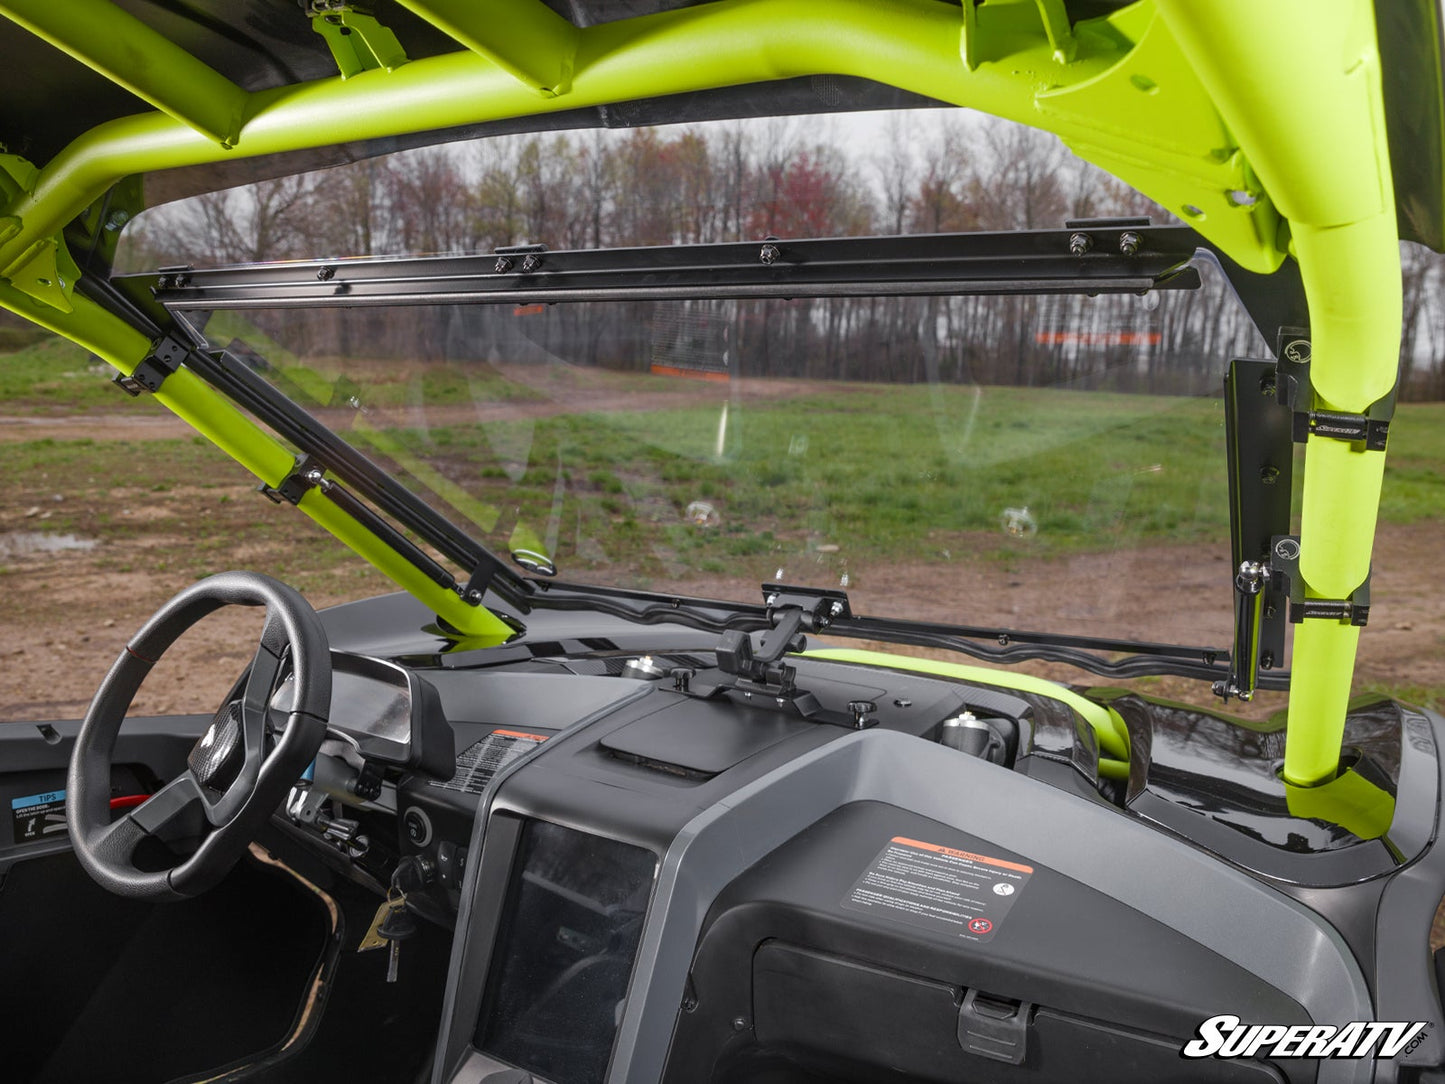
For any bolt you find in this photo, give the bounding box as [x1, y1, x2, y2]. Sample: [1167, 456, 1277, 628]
[521, 252, 543, 273]
[829, 600, 845, 618]
[732, 1017, 748, 1032]
[766, 593, 778, 607]
[894, 697, 912, 708]
[759, 243, 781, 265]
[1259, 373, 1277, 396]
[304, 468, 325, 485]
[1260, 466, 1280, 485]
[1069, 232, 1093, 256]
[104, 210, 130, 232]
[317, 265, 335, 281]
[1274, 537, 1300, 561]
[1118, 231, 1141, 256]
[466, 589, 484, 602]
[494, 255, 514, 274]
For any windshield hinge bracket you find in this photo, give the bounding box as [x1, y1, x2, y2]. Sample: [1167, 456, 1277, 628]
[259, 454, 328, 506]
[762, 583, 852, 629]
[113, 335, 185, 397]
[1274, 328, 1393, 451]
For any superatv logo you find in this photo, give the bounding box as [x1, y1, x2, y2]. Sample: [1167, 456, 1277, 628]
[1182, 1015, 1431, 1060]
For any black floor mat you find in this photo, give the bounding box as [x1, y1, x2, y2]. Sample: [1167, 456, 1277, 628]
[0, 851, 331, 1083]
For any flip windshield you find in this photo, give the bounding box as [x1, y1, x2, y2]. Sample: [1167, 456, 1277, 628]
[122, 112, 1306, 707]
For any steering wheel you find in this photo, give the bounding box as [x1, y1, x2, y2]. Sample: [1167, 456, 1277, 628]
[68, 572, 331, 900]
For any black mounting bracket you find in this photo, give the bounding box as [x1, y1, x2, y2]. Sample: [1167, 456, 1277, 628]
[1216, 358, 1293, 702]
[112, 334, 185, 396]
[1275, 328, 1394, 451]
[1269, 535, 1372, 627]
[259, 454, 327, 506]
[676, 585, 866, 728]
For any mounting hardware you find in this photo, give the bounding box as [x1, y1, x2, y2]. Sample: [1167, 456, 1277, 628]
[761, 583, 853, 630]
[759, 242, 781, 265]
[1068, 232, 1092, 256]
[316, 265, 335, 281]
[1118, 231, 1141, 256]
[1268, 534, 1371, 627]
[847, 700, 879, 730]
[1213, 560, 1271, 702]
[113, 334, 186, 396]
[495, 243, 548, 276]
[1274, 328, 1393, 451]
[259, 454, 329, 505]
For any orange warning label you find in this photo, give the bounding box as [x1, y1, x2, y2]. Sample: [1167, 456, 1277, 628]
[890, 836, 1034, 874]
[493, 729, 551, 743]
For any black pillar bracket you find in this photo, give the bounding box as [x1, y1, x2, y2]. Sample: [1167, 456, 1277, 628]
[259, 454, 327, 506]
[1269, 534, 1372, 627]
[112, 334, 186, 397]
[1275, 328, 1394, 451]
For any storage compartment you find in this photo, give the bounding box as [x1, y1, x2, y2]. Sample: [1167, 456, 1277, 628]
[732, 943, 1284, 1084]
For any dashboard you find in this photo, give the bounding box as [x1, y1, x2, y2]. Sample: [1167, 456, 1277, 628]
[257, 595, 1445, 1084]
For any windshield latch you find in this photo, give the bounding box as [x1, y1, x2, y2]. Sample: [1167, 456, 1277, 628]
[1214, 535, 1371, 703]
[715, 584, 852, 685]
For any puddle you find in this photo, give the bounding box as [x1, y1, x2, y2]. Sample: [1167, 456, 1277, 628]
[0, 531, 98, 559]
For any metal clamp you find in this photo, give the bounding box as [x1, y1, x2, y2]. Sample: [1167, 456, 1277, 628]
[1274, 328, 1393, 451]
[259, 454, 329, 505]
[113, 335, 186, 397]
[1270, 535, 1371, 627]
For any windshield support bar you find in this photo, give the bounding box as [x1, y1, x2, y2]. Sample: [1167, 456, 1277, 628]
[128, 225, 1205, 311]
[177, 345, 533, 613]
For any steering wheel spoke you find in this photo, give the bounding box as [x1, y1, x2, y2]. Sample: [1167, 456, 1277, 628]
[130, 773, 206, 837]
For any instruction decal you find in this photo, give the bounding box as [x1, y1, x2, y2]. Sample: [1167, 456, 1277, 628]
[841, 836, 1033, 942]
[429, 729, 549, 795]
[11, 790, 67, 843]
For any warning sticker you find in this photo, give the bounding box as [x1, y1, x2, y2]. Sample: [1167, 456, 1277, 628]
[11, 790, 68, 843]
[841, 836, 1033, 942]
[429, 729, 549, 795]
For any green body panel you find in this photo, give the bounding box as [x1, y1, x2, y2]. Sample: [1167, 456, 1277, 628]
[803, 647, 1131, 765]
[0, 0, 1411, 779]
[1283, 761, 1395, 842]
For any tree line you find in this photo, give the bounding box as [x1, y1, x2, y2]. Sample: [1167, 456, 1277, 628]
[123, 115, 1445, 399]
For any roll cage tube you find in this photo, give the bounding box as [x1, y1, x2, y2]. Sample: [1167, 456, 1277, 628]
[0, 0, 1405, 785]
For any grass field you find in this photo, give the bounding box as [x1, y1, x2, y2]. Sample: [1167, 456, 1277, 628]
[5, 340, 1445, 575]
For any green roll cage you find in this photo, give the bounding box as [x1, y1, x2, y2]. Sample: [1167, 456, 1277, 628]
[0, 0, 1408, 789]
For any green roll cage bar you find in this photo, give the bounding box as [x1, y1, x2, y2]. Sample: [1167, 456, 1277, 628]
[0, 0, 1405, 790]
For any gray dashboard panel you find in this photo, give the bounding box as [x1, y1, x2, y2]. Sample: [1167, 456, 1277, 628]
[610, 729, 1374, 1084]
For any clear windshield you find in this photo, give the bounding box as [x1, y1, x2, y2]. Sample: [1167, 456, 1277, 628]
[121, 111, 1299, 708]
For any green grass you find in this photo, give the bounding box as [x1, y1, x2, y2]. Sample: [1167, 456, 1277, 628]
[5, 327, 1445, 586]
[390, 385, 1236, 575]
[0, 336, 162, 414]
